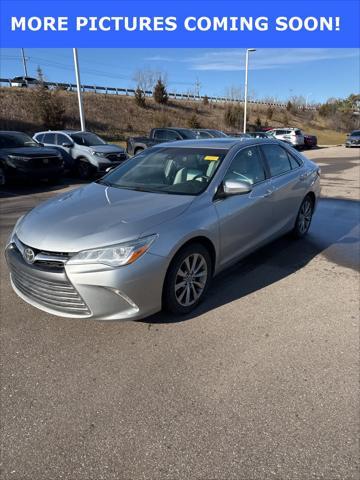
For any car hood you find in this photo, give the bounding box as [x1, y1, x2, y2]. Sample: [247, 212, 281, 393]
[2, 146, 60, 157]
[89, 145, 125, 154]
[16, 183, 194, 252]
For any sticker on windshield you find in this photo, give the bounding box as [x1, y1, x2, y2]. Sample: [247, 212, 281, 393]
[204, 155, 219, 161]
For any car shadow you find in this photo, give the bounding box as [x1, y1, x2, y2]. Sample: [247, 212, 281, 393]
[0, 176, 88, 199]
[140, 197, 359, 325]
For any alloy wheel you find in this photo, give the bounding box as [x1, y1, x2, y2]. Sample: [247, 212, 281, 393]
[297, 199, 313, 234]
[174, 253, 208, 307]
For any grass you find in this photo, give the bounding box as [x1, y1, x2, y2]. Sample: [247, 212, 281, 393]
[0, 87, 351, 145]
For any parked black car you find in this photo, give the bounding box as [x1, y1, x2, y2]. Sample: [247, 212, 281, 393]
[127, 128, 197, 156]
[0, 131, 64, 186]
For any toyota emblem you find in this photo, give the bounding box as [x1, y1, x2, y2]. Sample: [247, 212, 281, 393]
[23, 248, 35, 264]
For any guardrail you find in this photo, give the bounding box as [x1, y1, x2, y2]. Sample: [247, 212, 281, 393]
[0, 78, 318, 110]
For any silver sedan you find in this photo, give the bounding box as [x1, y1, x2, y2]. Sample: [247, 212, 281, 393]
[5, 138, 321, 321]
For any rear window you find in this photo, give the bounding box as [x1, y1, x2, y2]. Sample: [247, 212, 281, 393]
[261, 144, 292, 177]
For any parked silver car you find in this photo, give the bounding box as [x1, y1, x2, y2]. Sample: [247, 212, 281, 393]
[267, 128, 305, 148]
[6, 138, 320, 321]
[33, 130, 128, 178]
[345, 130, 360, 147]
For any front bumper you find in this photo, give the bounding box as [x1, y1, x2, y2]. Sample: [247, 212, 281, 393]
[5, 163, 64, 180]
[5, 243, 169, 321]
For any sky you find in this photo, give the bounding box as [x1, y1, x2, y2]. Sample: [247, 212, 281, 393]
[0, 48, 359, 103]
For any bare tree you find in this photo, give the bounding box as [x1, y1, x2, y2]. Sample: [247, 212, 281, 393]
[225, 85, 243, 101]
[133, 69, 168, 94]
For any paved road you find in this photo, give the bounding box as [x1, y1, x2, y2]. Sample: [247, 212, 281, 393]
[0, 146, 359, 480]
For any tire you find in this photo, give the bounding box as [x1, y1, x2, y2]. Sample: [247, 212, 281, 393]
[163, 243, 212, 315]
[293, 195, 314, 238]
[0, 165, 6, 186]
[77, 158, 94, 180]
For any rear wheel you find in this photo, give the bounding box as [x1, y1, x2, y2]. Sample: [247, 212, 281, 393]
[293, 195, 314, 238]
[163, 243, 212, 315]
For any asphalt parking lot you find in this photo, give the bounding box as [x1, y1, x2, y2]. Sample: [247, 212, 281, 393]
[0, 146, 359, 480]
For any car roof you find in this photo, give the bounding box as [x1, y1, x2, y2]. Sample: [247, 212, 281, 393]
[155, 137, 281, 150]
[0, 130, 31, 135]
[34, 130, 86, 135]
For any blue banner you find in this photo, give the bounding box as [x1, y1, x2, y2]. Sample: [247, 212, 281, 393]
[1, 0, 359, 48]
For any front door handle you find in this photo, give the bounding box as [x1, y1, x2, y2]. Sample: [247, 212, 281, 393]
[263, 189, 273, 198]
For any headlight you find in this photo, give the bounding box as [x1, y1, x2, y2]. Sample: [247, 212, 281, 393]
[68, 235, 158, 267]
[92, 151, 106, 157]
[8, 155, 31, 161]
[7, 215, 24, 246]
[7, 155, 31, 166]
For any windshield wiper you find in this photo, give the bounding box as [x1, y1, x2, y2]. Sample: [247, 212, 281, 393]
[96, 179, 112, 187]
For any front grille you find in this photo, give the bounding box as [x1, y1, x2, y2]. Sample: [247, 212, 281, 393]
[13, 235, 70, 270]
[9, 257, 90, 316]
[28, 156, 63, 169]
[105, 153, 127, 162]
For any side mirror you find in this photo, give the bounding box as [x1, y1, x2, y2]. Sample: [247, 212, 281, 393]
[222, 179, 252, 196]
[37, 142, 44, 147]
[62, 142, 73, 148]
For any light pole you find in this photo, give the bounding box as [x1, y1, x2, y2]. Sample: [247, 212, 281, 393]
[21, 48, 28, 77]
[73, 48, 86, 131]
[243, 48, 256, 133]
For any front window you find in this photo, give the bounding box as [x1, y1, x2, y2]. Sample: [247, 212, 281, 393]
[224, 146, 266, 185]
[0, 132, 40, 148]
[70, 132, 106, 146]
[99, 147, 227, 195]
[351, 131, 360, 137]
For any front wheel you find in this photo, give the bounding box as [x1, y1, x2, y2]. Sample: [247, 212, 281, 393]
[293, 196, 314, 238]
[77, 158, 94, 180]
[0, 166, 6, 186]
[163, 243, 212, 315]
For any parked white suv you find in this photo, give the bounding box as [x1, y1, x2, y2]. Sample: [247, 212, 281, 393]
[33, 130, 128, 178]
[267, 128, 305, 149]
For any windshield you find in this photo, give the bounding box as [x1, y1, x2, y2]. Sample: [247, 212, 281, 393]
[196, 131, 212, 139]
[177, 129, 197, 139]
[70, 132, 106, 146]
[351, 131, 360, 137]
[0, 132, 40, 148]
[99, 147, 227, 195]
[209, 130, 227, 138]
